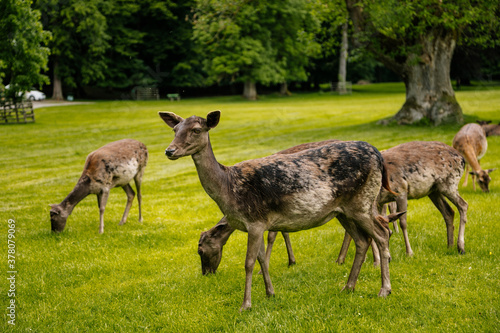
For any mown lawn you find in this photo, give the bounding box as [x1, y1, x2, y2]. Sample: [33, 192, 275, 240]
[1, 82, 499, 332]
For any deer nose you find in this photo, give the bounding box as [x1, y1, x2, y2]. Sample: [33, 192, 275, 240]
[165, 148, 176, 157]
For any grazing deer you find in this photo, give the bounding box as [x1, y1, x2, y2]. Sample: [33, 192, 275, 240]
[159, 110, 403, 311]
[198, 140, 342, 275]
[50, 139, 148, 233]
[477, 120, 500, 137]
[453, 123, 495, 192]
[336, 141, 469, 266]
[199, 217, 296, 275]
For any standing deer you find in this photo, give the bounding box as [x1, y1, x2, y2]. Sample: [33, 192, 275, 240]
[336, 141, 469, 266]
[198, 140, 341, 275]
[50, 139, 148, 233]
[453, 123, 495, 192]
[159, 110, 402, 311]
[477, 120, 500, 137]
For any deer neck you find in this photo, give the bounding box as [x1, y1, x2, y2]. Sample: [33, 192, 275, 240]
[462, 147, 482, 172]
[191, 139, 230, 206]
[60, 176, 92, 214]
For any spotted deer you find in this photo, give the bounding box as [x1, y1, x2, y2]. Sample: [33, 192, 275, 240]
[198, 140, 342, 275]
[336, 141, 469, 266]
[159, 110, 402, 311]
[477, 120, 500, 137]
[50, 139, 148, 233]
[453, 123, 495, 192]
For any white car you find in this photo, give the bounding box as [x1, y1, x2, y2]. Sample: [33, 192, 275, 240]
[25, 89, 46, 101]
[4, 85, 46, 101]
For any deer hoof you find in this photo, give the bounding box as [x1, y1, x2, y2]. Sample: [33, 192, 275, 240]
[239, 302, 252, 312]
[378, 288, 391, 297]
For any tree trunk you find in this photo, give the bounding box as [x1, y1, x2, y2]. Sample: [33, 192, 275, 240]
[52, 60, 64, 101]
[393, 33, 463, 126]
[243, 80, 257, 100]
[280, 81, 291, 96]
[337, 21, 348, 94]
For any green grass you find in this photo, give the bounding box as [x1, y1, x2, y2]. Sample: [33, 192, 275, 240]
[1, 82, 499, 332]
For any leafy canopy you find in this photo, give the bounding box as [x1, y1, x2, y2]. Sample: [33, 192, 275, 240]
[193, 0, 321, 85]
[0, 0, 50, 97]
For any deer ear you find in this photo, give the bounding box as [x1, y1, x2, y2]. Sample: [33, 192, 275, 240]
[206, 111, 221, 129]
[487, 168, 496, 174]
[159, 112, 184, 128]
[49, 204, 59, 213]
[469, 171, 479, 176]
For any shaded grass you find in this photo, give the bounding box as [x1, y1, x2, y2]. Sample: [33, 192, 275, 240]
[1, 83, 499, 332]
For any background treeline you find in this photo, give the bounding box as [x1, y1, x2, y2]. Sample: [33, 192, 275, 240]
[2, 0, 500, 100]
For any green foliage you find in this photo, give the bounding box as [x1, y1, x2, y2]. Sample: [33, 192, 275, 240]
[36, 0, 111, 88]
[350, 0, 500, 67]
[0, 0, 50, 97]
[1, 83, 500, 331]
[35, 0, 197, 91]
[193, 0, 321, 86]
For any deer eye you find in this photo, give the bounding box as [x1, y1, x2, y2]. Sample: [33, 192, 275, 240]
[192, 128, 202, 134]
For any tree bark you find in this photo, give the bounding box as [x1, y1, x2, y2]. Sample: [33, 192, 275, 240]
[337, 22, 348, 94]
[52, 60, 64, 101]
[346, 0, 464, 125]
[243, 80, 257, 100]
[394, 33, 463, 126]
[280, 81, 291, 96]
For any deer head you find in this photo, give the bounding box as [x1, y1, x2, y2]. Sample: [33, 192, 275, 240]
[198, 219, 233, 275]
[470, 168, 496, 192]
[159, 111, 220, 160]
[49, 204, 68, 232]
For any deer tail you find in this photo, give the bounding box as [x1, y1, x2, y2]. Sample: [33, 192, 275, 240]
[382, 160, 397, 195]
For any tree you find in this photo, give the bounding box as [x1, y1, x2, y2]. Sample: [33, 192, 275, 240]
[346, 0, 500, 125]
[0, 0, 50, 101]
[99, 0, 199, 92]
[193, 0, 320, 100]
[36, 0, 110, 100]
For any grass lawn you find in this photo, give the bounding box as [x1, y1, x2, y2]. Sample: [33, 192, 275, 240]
[1, 82, 499, 332]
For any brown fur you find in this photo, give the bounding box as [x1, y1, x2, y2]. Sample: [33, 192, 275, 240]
[50, 139, 148, 233]
[453, 123, 495, 192]
[160, 110, 401, 311]
[477, 120, 500, 137]
[337, 141, 469, 265]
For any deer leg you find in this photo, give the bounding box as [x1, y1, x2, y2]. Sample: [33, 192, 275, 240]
[282, 232, 296, 266]
[337, 215, 371, 293]
[371, 238, 381, 267]
[428, 192, 455, 248]
[240, 226, 267, 312]
[387, 202, 399, 233]
[395, 195, 413, 256]
[463, 164, 469, 187]
[257, 235, 274, 297]
[97, 189, 110, 234]
[258, 231, 277, 274]
[472, 172, 476, 191]
[336, 231, 352, 264]
[442, 191, 468, 254]
[134, 170, 144, 223]
[371, 224, 392, 297]
[120, 184, 135, 225]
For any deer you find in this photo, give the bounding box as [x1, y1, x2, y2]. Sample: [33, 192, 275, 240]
[198, 139, 391, 274]
[336, 141, 469, 266]
[199, 217, 296, 275]
[198, 140, 342, 275]
[50, 139, 148, 234]
[159, 110, 403, 311]
[477, 120, 500, 137]
[453, 123, 495, 192]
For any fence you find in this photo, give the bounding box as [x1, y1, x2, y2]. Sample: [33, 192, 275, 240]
[1, 101, 35, 124]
